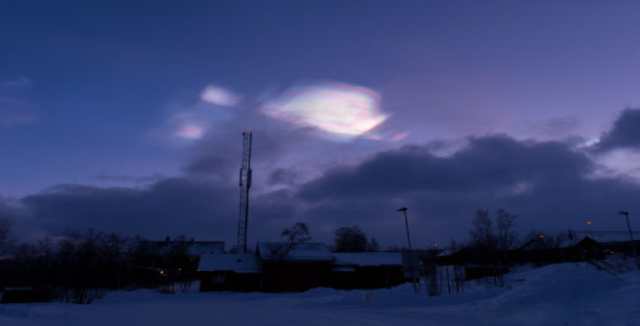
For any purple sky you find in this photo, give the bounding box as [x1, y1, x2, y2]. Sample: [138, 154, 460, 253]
[1, 0, 639, 249]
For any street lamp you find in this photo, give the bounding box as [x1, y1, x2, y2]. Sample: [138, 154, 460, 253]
[397, 206, 417, 293]
[618, 211, 639, 267]
[397, 207, 413, 250]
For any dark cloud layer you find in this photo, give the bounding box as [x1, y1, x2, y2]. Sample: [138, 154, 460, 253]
[299, 135, 594, 200]
[593, 108, 640, 152]
[17, 178, 238, 244]
[292, 134, 639, 245]
[2, 113, 639, 248]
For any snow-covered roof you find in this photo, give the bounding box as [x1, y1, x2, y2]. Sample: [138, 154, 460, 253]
[258, 242, 334, 262]
[198, 253, 260, 273]
[333, 252, 403, 267]
[588, 232, 638, 244]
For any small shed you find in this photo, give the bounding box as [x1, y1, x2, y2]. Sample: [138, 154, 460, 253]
[198, 254, 261, 292]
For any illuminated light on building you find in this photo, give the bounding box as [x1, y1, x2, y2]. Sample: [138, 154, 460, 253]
[261, 82, 390, 139]
[175, 124, 205, 139]
[200, 84, 240, 107]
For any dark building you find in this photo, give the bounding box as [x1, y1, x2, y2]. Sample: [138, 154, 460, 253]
[432, 236, 617, 280]
[257, 242, 335, 292]
[198, 253, 261, 292]
[198, 243, 410, 292]
[330, 252, 406, 289]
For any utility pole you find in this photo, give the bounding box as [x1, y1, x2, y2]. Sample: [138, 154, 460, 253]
[237, 131, 253, 254]
[397, 207, 417, 293]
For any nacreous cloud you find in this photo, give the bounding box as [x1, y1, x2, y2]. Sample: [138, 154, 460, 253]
[200, 84, 241, 107]
[261, 81, 389, 140]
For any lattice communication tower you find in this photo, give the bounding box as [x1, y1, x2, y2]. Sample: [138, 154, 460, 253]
[237, 131, 253, 254]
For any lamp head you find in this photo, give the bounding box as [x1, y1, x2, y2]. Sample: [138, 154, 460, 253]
[397, 207, 407, 212]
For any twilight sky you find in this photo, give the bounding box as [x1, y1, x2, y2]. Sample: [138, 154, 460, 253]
[1, 0, 639, 249]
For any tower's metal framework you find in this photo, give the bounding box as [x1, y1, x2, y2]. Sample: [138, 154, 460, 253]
[237, 131, 253, 254]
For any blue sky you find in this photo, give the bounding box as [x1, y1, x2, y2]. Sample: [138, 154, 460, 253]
[1, 0, 638, 248]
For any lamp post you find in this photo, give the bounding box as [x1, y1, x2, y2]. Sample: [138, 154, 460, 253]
[618, 211, 639, 267]
[397, 207, 413, 250]
[397, 207, 417, 293]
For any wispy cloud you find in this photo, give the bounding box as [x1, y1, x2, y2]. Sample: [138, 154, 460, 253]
[200, 85, 241, 107]
[0, 76, 33, 88]
[148, 84, 242, 143]
[0, 76, 39, 127]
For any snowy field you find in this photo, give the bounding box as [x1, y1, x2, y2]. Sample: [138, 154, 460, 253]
[1, 262, 638, 326]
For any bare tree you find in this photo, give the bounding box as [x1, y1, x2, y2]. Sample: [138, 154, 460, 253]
[469, 209, 495, 250]
[334, 226, 368, 252]
[0, 217, 13, 255]
[281, 222, 311, 244]
[496, 209, 517, 251]
[468, 209, 518, 288]
[367, 237, 380, 252]
[521, 229, 565, 250]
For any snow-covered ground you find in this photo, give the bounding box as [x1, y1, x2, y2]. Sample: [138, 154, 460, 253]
[1, 262, 638, 326]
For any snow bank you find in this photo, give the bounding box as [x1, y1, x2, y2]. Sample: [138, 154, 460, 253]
[0, 261, 638, 326]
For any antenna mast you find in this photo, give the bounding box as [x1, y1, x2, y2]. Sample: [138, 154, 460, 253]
[237, 131, 253, 254]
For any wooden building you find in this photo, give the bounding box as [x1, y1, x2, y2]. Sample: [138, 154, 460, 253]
[257, 242, 335, 292]
[198, 243, 411, 292]
[330, 252, 406, 289]
[198, 253, 261, 292]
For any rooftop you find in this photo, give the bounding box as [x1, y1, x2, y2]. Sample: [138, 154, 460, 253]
[198, 254, 260, 274]
[257, 242, 334, 262]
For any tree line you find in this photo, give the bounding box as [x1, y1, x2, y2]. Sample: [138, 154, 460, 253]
[0, 209, 597, 303]
[281, 222, 379, 252]
[0, 220, 198, 304]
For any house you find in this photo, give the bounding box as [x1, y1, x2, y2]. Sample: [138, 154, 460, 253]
[331, 252, 406, 289]
[432, 236, 612, 280]
[198, 253, 261, 292]
[257, 242, 335, 292]
[198, 242, 413, 292]
[510, 236, 605, 266]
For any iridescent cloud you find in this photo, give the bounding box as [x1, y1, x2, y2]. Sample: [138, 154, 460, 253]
[175, 124, 205, 139]
[579, 137, 600, 149]
[261, 82, 389, 139]
[200, 84, 240, 107]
